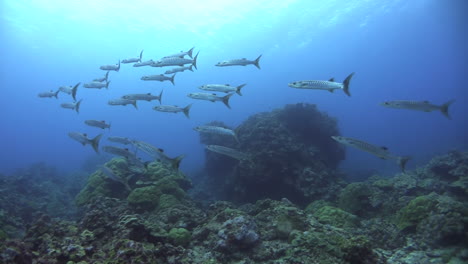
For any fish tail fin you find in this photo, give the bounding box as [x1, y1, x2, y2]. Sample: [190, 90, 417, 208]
[192, 51, 199, 70]
[72, 82, 80, 101]
[254, 54, 262, 69]
[342, 72, 354, 97]
[189, 65, 194, 72]
[397, 156, 411, 172]
[187, 47, 194, 58]
[132, 101, 138, 110]
[222, 93, 234, 109]
[170, 74, 176, 85]
[91, 134, 103, 154]
[139, 50, 143, 62]
[108, 122, 111, 131]
[76, 99, 83, 114]
[170, 154, 185, 170]
[440, 99, 455, 119]
[236, 83, 246, 96]
[158, 89, 163, 104]
[54, 90, 59, 99]
[117, 60, 121, 71]
[106, 81, 110, 89]
[105, 71, 109, 81]
[183, 104, 193, 119]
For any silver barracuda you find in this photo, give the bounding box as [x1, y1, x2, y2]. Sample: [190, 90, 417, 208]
[187, 92, 234, 109]
[151, 51, 199, 69]
[141, 74, 175, 85]
[380, 99, 456, 119]
[68, 132, 102, 153]
[100, 60, 120, 71]
[61, 99, 83, 113]
[58, 82, 80, 101]
[162, 47, 195, 59]
[100, 165, 131, 191]
[215, 55, 262, 69]
[122, 50, 143, 64]
[205, 145, 250, 161]
[38, 90, 59, 99]
[133, 60, 154, 67]
[331, 136, 411, 172]
[165, 65, 194, 74]
[108, 136, 133, 145]
[121, 90, 163, 104]
[108, 99, 137, 109]
[93, 72, 109, 82]
[102, 145, 135, 158]
[194, 125, 239, 143]
[199, 83, 246, 96]
[132, 140, 185, 170]
[288, 73, 355, 97]
[153, 104, 192, 119]
[84, 120, 111, 130]
[83, 81, 110, 89]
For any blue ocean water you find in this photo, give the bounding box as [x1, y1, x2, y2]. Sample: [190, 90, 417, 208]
[1, 0, 467, 177]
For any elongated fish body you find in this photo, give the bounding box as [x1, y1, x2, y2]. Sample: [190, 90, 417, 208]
[380, 99, 456, 119]
[61, 99, 82, 113]
[215, 55, 262, 69]
[85, 120, 111, 130]
[152, 52, 199, 69]
[100, 60, 120, 71]
[93, 72, 109, 82]
[187, 93, 234, 109]
[58, 82, 80, 101]
[100, 165, 131, 191]
[162, 47, 195, 59]
[331, 136, 411, 172]
[102, 145, 135, 158]
[83, 81, 110, 89]
[141, 74, 175, 85]
[194, 125, 238, 142]
[133, 60, 154, 67]
[132, 140, 185, 170]
[122, 90, 163, 103]
[38, 90, 59, 99]
[206, 145, 250, 161]
[108, 99, 138, 109]
[122, 50, 143, 63]
[153, 104, 192, 118]
[108, 136, 133, 145]
[68, 132, 102, 153]
[288, 73, 355, 96]
[199, 83, 246, 96]
[165, 65, 193, 74]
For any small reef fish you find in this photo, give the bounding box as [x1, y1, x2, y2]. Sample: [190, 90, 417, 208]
[331, 136, 411, 172]
[108, 136, 133, 145]
[151, 52, 199, 69]
[102, 145, 135, 158]
[100, 60, 120, 72]
[199, 83, 246, 96]
[58, 82, 80, 101]
[194, 125, 239, 143]
[153, 104, 192, 119]
[38, 90, 59, 99]
[141, 74, 175, 85]
[122, 50, 143, 64]
[61, 99, 83, 113]
[132, 140, 185, 170]
[165, 65, 194, 74]
[108, 99, 137, 109]
[380, 99, 456, 119]
[187, 92, 234, 109]
[68, 132, 102, 153]
[288, 73, 355, 97]
[93, 72, 109, 82]
[99, 165, 131, 191]
[121, 90, 163, 104]
[84, 120, 111, 130]
[133, 60, 154, 67]
[205, 145, 250, 161]
[215, 55, 262, 69]
[83, 81, 110, 89]
[162, 47, 195, 59]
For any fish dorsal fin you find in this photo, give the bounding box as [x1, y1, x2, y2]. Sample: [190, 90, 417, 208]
[328, 78, 335, 82]
[158, 148, 164, 152]
[226, 84, 230, 86]
[147, 93, 151, 95]
[125, 148, 129, 151]
[159, 74, 163, 76]
[381, 146, 388, 151]
[423, 100, 429, 103]
[242, 58, 246, 59]
[101, 120, 105, 123]
[84, 133, 87, 137]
